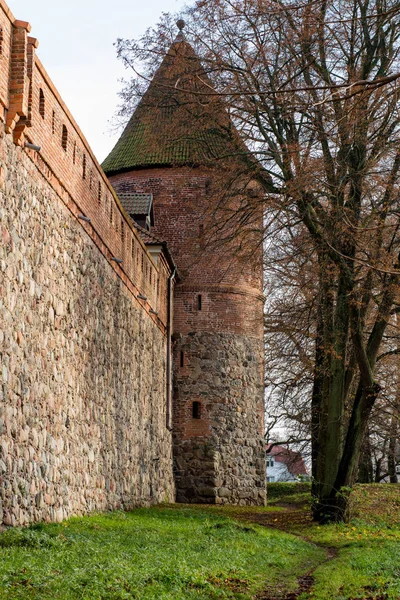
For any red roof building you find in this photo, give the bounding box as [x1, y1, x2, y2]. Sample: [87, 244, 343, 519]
[266, 445, 309, 482]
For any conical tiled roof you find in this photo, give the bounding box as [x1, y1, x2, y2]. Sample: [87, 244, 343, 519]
[102, 34, 241, 174]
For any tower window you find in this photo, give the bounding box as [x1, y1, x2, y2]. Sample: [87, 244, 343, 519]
[61, 125, 68, 151]
[197, 294, 202, 311]
[98, 181, 102, 204]
[82, 154, 86, 179]
[192, 401, 201, 419]
[39, 89, 45, 119]
[199, 224, 205, 249]
[52, 110, 55, 134]
[73, 141, 76, 164]
[180, 351, 184, 368]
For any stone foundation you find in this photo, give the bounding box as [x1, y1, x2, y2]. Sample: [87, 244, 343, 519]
[173, 332, 266, 505]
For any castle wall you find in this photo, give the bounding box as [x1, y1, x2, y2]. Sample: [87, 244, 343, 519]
[109, 168, 266, 506]
[0, 3, 174, 526]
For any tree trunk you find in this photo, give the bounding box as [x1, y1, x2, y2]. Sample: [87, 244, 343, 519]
[388, 417, 398, 484]
[358, 429, 374, 483]
[312, 381, 380, 522]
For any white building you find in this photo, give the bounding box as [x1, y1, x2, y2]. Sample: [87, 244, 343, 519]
[266, 444, 309, 483]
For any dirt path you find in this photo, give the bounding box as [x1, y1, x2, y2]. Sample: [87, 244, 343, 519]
[232, 504, 338, 600]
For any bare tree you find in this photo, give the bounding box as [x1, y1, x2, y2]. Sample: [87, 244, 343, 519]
[116, 0, 400, 520]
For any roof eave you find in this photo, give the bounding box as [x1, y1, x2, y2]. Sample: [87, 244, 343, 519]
[103, 160, 212, 178]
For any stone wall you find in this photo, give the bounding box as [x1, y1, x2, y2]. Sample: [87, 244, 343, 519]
[0, 136, 174, 526]
[173, 332, 265, 505]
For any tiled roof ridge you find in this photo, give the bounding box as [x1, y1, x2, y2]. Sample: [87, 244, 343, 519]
[118, 191, 153, 198]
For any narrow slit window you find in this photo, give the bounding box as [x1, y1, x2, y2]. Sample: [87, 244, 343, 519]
[61, 125, 68, 151]
[131, 239, 135, 262]
[0, 27, 3, 55]
[180, 351, 184, 368]
[199, 224, 205, 249]
[82, 154, 86, 179]
[192, 401, 201, 419]
[197, 294, 202, 311]
[52, 110, 55, 134]
[72, 141, 76, 164]
[110, 204, 113, 225]
[39, 89, 45, 119]
[98, 181, 101, 204]
[121, 220, 124, 242]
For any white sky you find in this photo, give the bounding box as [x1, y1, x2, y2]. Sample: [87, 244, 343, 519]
[7, 0, 187, 163]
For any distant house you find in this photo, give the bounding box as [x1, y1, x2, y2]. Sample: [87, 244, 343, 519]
[266, 444, 309, 482]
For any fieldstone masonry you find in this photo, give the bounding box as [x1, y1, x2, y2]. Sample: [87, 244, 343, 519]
[173, 332, 266, 505]
[0, 136, 174, 525]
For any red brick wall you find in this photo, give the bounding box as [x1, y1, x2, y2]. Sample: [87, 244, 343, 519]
[0, 2, 170, 332]
[109, 168, 264, 339]
[0, 3, 13, 113]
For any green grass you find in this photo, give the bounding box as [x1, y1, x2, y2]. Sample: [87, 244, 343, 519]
[0, 506, 323, 600]
[265, 483, 400, 600]
[267, 482, 312, 506]
[1, 485, 399, 599]
[301, 521, 400, 599]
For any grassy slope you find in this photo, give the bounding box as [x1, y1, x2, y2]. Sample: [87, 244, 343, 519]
[303, 484, 400, 600]
[0, 506, 322, 600]
[0, 484, 399, 599]
[198, 484, 400, 599]
[305, 521, 400, 600]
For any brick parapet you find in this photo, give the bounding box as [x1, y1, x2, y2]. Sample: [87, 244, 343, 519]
[0, 0, 14, 23]
[0, 1, 168, 329]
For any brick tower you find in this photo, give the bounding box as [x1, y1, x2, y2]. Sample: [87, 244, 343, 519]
[103, 23, 266, 505]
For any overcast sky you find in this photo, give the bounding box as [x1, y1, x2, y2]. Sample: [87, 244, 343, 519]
[7, 0, 187, 163]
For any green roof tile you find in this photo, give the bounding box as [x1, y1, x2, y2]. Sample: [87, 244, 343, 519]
[102, 38, 240, 174]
